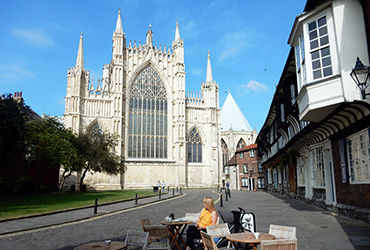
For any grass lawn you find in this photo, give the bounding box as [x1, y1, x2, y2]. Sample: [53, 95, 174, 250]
[0, 190, 157, 220]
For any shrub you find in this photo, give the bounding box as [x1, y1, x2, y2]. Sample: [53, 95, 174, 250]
[15, 176, 35, 194]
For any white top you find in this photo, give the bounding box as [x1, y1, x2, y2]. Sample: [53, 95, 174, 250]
[220, 92, 252, 132]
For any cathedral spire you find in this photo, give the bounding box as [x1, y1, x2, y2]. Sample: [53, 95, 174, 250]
[174, 19, 180, 41]
[115, 8, 123, 34]
[76, 32, 84, 69]
[206, 50, 213, 83]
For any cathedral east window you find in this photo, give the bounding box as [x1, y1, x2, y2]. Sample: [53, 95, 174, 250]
[128, 65, 168, 159]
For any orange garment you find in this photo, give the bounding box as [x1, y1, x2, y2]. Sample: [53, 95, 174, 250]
[197, 208, 213, 228]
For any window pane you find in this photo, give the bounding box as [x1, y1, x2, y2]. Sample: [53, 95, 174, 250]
[322, 57, 331, 67]
[323, 67, 332, 77]
[320, 36, 329, 46]
[319, 26, 327, 36]
[308, 21, 317, 31]
[313, 70, 322, 79]
[311, 51, 320, 60]
[318, 16, 326, 27]
[321, 47, 330, 57]
[310, 40, 319, 50]
[312, 60, 321, 69]
[309, 31, 317, 40]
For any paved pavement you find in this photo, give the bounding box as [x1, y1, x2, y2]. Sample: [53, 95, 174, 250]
[0, 189, 370, 250]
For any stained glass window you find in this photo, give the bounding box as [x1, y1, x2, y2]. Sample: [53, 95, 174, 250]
[188, 128, 202, 163]
[128, 65, 167, 159]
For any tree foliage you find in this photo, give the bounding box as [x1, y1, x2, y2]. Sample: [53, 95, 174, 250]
[0, 94, 30, 177]
[76, 130, 125, 190]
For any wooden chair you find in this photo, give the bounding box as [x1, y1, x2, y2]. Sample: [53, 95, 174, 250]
[143, 225, 171, 250]
[260, 238, 297, 250]
[268, 225, 296, 239]
[141, 217, 162, 241]
[201, 231, 220, 250]
[125, 230, 149, 250]
[206, 223, 231, 249]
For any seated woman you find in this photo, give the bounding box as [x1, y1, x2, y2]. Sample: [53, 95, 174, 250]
[186, 197, 217, 250]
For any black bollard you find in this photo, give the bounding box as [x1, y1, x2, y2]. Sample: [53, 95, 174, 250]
[180, 187, 182, 194]
[159, 190, 161, 199]
[135, 193, 138, 205]
[173, 188, 175, 196]
[176, 186, 178, 193]
[225, 190, 228, 201]
[220, 194, 223, 207]
[94, 198, 98, 214]
[168, 186, 170, 192]
[228, 189, 231, 198]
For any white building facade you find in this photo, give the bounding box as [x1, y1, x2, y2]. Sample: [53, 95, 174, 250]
[64, 10, 223, 189]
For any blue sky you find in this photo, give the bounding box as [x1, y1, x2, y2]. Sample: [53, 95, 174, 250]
[0, 0, 306, 131]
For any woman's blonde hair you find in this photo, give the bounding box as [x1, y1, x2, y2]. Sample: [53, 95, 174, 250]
[203, 197, 216, 212]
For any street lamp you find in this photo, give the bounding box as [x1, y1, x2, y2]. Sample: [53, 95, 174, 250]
[350, 57, 370, 99]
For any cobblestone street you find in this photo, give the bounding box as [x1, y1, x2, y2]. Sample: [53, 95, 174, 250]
[1, 189, 370, 250]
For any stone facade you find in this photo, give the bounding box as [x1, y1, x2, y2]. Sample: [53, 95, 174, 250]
[64, 10, 223, 190]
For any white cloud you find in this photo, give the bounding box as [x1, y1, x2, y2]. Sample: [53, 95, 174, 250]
[241, 80, 268, 92]
[0, 64, 35, 80]
[218, 31, 249, 62]
[12, 28, 54, 47]
[190, 68, 202, 76]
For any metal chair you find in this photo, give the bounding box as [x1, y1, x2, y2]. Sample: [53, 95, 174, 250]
[125, 230, 149, 250]
[268, 225, 296, 239]
[260, 238, 297, 250]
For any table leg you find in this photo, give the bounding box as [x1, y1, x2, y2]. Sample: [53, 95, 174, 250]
[243, 243, 257, 250]
[167, 226, 181, 250]
[177, 225, 188, 248]
[231, 241, 239, 250]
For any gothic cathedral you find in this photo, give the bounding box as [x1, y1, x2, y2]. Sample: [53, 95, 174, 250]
[64, 10, 222, 189]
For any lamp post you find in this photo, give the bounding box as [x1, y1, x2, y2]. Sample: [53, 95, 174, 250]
[350, 57, 370, 99]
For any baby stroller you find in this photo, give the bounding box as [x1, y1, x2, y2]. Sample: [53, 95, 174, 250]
[218, 207, 256, 233]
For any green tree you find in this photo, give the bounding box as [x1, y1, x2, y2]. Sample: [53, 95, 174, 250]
[76, 130, 125, 191]
[25, 117, 78, 193]
[0, 94, 31, 189]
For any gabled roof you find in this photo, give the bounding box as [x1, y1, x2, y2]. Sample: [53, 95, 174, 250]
[225, 154, 237, 166]
[236, 143, 257, 153]
[220, 92, 252, 132]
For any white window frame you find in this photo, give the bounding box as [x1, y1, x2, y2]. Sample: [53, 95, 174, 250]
[257, 177, 265, 189]
[347, 128, 370, 184]
[250, 149, 255, 157]
[241, 178, 248, 187]
[239, 152, 244, 159]
[243, 164, 248, 174]
[267, 168, 273, 184]
[294, 7, 338, 89]
[297, 156, 305, 186]
[310, 146, 325, 188]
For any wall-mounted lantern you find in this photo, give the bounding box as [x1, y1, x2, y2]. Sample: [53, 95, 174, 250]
[350, 57, 370, 99]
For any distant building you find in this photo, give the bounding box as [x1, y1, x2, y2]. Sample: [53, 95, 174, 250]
[225, 143, 264, 191]
[220, 92, 257, 189]
[257, 0, 370, 223]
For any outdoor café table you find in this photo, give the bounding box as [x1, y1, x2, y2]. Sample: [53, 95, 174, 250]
[226, 232, 275, 250]
[74, 241, 127, 250]
[160, 219, 192, 250]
